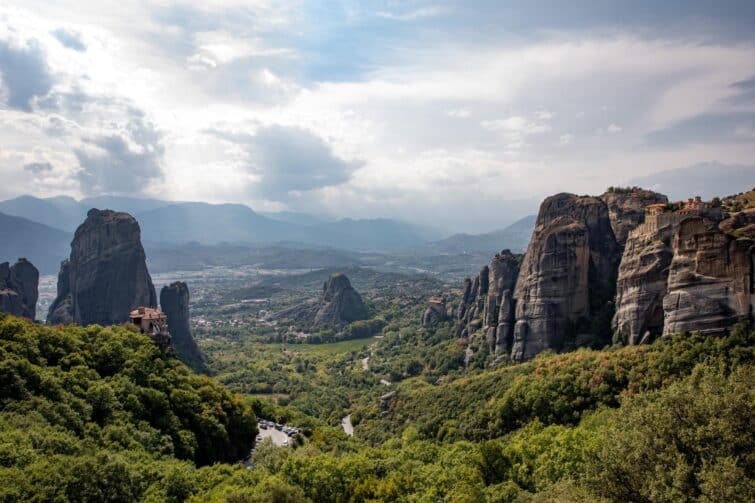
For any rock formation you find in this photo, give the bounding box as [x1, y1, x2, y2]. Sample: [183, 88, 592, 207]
[313, 273, 369, 328]
[453, 250, 520, 355]
[160, 282, 206, 372]
[601, 188, 668, 246]
[662, 215, 753, 336]
[0, 258, 39, 319]
[421, 297, 448, 328]
[612, 228, 673, 345]
[614, 200, 754, 344]
[47, 259, 73, 324]
[47, 209, 157, 326]
[512, 193, 620, 361]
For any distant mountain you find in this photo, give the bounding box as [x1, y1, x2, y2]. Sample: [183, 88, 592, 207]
[260, 211, 330, 227]
[629, 162, 755, 201]
[80, 195, 175, 215]
[0, 211, 71, 274]
[135, 202, 305, 245]
[0, 195, 441, 252]
[422, 214, 536, 254]
[0, 195, 83, 231]
[0, 195, 175, 232]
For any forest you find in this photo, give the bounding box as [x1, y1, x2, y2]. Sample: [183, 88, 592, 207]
[1, 312, 752, 502]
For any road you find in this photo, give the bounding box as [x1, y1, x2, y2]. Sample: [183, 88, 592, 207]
[341, 414, 354, 436]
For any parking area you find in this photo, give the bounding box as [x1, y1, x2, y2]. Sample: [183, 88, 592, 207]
[257, 420, 301, 447]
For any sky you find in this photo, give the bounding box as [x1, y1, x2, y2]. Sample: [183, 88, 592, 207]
[1, 1, 754, 233]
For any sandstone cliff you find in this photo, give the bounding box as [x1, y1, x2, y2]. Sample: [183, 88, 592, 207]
[601, 188, 668, 245]
[512, 193, 620, 361]
[47, 209, 157, 326]
[421, 297, 448, 328]
[614, 203, 754, 344]
[0, 258, 39, 319]
[160, 282, 206, 372]
[453, 250, 520, 355]
[47, 259, 73, 324]
[313, 273, 369, 327]
[663, 214, 753, 336]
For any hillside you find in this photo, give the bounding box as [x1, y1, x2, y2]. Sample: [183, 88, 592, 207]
[2, 312, 751, 501]
[0, 211, 71, 273]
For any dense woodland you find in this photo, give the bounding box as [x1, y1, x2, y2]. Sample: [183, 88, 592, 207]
[1, 310, 752, 502]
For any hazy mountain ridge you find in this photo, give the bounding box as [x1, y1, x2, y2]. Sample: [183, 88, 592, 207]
[0, 211, 71, 274]
[421, 215, 536, 255]
[0, 195, 441, 251]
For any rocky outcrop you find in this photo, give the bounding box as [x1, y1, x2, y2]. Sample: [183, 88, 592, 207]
[614, 203, 755, 344]
[512, 193, 620, 361]
[47, 260, 73, 324]
[0, 258, 39, 319]
[160, 282, 206, 372]
[453, 250, 520, 355]
[47, 209, 157, 326]
[662, 216, 753, 336]
[613, 228, 673, 345]
[421, 297, 448, 328]
[313, 273, 369, 327]
[601, 188, 668, 245]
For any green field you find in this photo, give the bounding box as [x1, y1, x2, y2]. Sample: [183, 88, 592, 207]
[278, 336, 378, 355]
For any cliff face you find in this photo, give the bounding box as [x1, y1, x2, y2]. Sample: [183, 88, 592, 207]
[0, 258, 39, 319]
[313, 273, 369, 327]
[614, 207, 754, 344]
[613, 229, 673, 344]
[601, 189, 668, 245]
[453, 250, 520, 355]
[47, 259, 73, 324]
[663, 215, 754, 336]
[437, 190, 754, 363]
[160, 282, 206, 372]
[512, 193, 620, 361]
[47, 209, 157, 326]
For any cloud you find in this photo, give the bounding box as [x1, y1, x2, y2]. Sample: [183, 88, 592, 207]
[629, 162, 755, 200]
[645, 112, 755, 145]
[74, 109, 165, 195]
[0, 39, 54, 111]
[607, 123, 622, 133]
[50, 28, 86, 51]
[211, 124, 363, 200]
[23, 161, 54, 174]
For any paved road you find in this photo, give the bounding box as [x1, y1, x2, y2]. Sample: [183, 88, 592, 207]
[258, 426, 291, 446]
[341, 414, 354, 436]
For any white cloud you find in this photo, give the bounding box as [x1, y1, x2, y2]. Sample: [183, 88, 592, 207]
[607, 123, 623, 133]
[2, 2, 755, 232]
